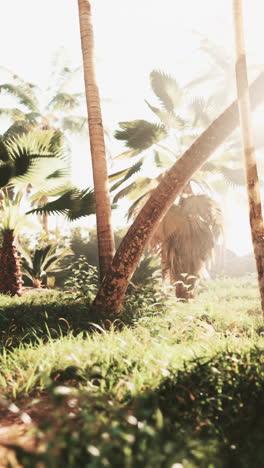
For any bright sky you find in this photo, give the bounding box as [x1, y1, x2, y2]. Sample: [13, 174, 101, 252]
[1, 0, 264, 255]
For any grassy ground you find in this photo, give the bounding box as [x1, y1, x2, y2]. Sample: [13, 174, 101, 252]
[0, 275, 263, 467]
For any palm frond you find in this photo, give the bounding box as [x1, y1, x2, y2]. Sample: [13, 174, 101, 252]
[3, 121, 32, 139]
[154, 150, 174, 168]
[127, 191, 152, 219]
[0, 84, 38, 112]
[27, 188, 96, 220]
[180, 195, 223, 239]
[48, 93, 81, 111]
[0, 108, 26, 121]
[113, 149, 140, 160]
[110, 159, 143, 192]
[0, 138, 10, 162]
[115, 120, 167, 151]
[62, 116, 87, 133]
[150, 70, 183, 112]
[218, 166, 245, 187]
[189, 97, 212, 126]
[7, 130, 65, 160]
[0, 162, 13, 187]
[114, 177, 156, 204]
[29, 182, 75, 203]
[145, 100, 186, 130]
[109, 159, 143, 183]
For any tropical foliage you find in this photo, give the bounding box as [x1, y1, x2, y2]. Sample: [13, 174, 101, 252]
[21, 243, 72, 288]
[0, 62, 86, 138]
[0, 130, 95, 295]
[110, 71, 224, 298]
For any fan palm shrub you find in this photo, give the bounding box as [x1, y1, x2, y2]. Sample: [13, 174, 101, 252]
[21, 243, 72, 288]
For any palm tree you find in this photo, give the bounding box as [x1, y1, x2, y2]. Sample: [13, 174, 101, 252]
[92, 71, 264, 314]
[128, 189, 222, 300]
[77, 0, 115, 280]
[232, 0, 264, 313]
[0, 64, 86, 138]
[0, 130, 95, 295]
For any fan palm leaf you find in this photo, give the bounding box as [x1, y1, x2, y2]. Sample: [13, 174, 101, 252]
[150, 70, 183, 112]
[115, 120, 167, 151]
[149, 194, 223, 299]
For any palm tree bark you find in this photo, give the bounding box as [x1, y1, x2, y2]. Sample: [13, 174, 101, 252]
[0, 230, 23, 296]
[77, 0, 115, 279]
[233, 0, 264, 313]
[92, 71, 264, 315]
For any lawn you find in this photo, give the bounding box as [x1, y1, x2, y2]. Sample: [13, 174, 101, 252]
[0, 275, 263, 467]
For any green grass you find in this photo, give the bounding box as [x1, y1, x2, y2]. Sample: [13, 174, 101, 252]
[0, 275, 264, 467]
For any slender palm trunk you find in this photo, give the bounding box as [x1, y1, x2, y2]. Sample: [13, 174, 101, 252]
[92, 72, 264, 315]
[39, 195, 49, 237]
[233, 0, 264, 314]
[0, 230, 23, 296]
[77, 0, 115, 280]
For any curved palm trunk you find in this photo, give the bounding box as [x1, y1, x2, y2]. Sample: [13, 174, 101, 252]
[92, 72, 264, 315]
[0, 230, 23, 296]
[233, 0, 264, 314]
[77, 0, 115, 280]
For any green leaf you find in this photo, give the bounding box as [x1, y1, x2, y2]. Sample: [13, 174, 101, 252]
[150, 70, 183, 112]
[154, 150, 174, 168]
[0, 138, 10, 162]
[27, 188, 96, 220]
[0, 162, 14, 188]
[110, 159, 143, 192]
[113, 149, 140, 160]
[218, 166, 245, 187]
[115, 120, 167, 151]
[114, 177, 155, 204]
[0, 84, 38, 112]
[0, 108, 26, 121]
[62, 116, 87, 133]
[48, 93, 81, 112]
[145, 100, 186, 130]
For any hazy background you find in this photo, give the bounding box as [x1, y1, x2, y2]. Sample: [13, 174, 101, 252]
[1, 0, 264, 255]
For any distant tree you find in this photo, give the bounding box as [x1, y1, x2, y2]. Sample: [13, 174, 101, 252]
[77, 0, 115, 280]
[0, 61, 86, 138]
[129, 189, 222, 300]
[233, 0, 264, 313]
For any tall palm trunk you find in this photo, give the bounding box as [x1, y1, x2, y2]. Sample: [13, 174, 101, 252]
[233, 0, 264, 313]
[0, 230, 23, 296]
[77, 0, 115, 280]
[92, 72, 264, 315]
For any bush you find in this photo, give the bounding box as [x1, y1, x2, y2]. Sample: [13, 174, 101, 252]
[64, 255, 98, 301]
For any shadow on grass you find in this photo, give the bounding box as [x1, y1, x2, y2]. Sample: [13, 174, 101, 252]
[0, 290, 156, 350]
[4, 348, 264, 468]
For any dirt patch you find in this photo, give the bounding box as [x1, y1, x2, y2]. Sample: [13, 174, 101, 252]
[0, 394, 54, 467]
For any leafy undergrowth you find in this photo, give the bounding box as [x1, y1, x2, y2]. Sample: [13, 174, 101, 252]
[0, 275, 264, 467]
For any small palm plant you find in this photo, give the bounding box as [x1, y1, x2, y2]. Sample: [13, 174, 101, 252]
[21, 243, 72, 288]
